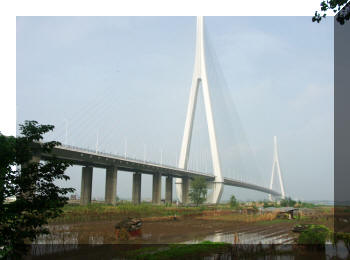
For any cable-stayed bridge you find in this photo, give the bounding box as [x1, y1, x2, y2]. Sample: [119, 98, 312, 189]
[36, 16, 286, 205]
[38, 143, 282, 205]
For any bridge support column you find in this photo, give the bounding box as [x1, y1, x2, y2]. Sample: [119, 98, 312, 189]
[105, 166, 118, 205]
[132, 172, 141, 204]
[81, 166, 93, 205]
[152, 173, 161, 204]
[21, 154, 41, 170]
[165, 176, 173, 204]
[21, 154, 41, 200]
[182, 177, 190, 205]
[206, 181, 224, 204]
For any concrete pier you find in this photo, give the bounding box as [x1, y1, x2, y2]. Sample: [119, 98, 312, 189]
[165, 176, 173, 204]
[81, 166, 93, 205]
[105, 166, 118, 205]
[21, 154, 41, 169]
[182, 177, 190, 204]
[152, 173, 161, 204]
[132, 172, 141, 204]
[21, 155, 41, 199]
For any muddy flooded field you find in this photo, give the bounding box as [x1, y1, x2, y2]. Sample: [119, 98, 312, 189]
[28, 219, 296, 259]
[34, 217, 297, 245]
[28, 215, 350, 260]
[24, 206, 350, 259]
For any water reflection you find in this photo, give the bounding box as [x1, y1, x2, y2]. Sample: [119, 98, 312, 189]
[34, 225, 105, 245]
[184, 229, 295, 244]
[88, 235, 104, 245]
[326, 240, 349, 259]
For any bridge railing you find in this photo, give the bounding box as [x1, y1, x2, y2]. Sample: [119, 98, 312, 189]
[56, 144, 274, 191]
[58, 144, 211, 177]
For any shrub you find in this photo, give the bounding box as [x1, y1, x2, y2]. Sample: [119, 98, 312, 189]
[230, 195, 238, 208]
[298, 225, 330, 246]
[280, 197, 296, 207]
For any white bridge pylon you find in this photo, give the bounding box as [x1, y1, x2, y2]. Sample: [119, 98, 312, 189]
[176, 16, 224, 204]
[269, 136, 286, 200]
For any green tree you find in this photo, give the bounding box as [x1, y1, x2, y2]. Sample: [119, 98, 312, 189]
[0, 120, 74, 259]
[263, 200, 271, 208]
[189, 177, 207, 206]
[230, 195, 238, 208]
[313, 0, 350, 24]
[280, 197, 296, 207]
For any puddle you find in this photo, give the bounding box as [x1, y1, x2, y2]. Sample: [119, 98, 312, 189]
[325, 240, 350, 259]
[183, 229, 296, 245]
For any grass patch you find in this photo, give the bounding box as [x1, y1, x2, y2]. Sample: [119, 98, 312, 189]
[49, 202, 209, 224]
[50, 202, 334, 226]
[198, 212, 279, 223]
[133, 241, 230, 260]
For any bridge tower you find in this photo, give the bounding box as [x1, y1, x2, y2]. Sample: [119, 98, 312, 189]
[269, 136, 286, 200]
[176, 16, 224, 204]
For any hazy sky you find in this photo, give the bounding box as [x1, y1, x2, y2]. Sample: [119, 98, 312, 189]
[16, 16, 333, 202]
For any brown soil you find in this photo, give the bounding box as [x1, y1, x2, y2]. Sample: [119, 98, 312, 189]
[45, 215, 297, 244]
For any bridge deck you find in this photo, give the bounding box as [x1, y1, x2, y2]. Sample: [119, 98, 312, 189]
[40, 144, 281, 197]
